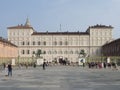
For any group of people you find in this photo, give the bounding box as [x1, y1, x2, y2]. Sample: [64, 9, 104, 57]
[87, 62, 118, 70]
[2, 61, 47, 77]
[3, 63, 12, 77]
[1, 61, 118, 77]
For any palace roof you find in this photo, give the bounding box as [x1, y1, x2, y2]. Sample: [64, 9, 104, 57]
[103, 38, 120, 46]
[7, 24, 33, 29]
[89, 24, 113, 29]
[7, 18, 34, 29]
[32, 31, 89, 35]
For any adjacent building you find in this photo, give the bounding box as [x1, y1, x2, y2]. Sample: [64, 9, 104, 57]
[7, 19, 113, 62]
[102, 38, 120, 56]
[0, 37, 18, 58]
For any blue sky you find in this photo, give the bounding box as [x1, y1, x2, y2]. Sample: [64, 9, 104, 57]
[0, 0, 120, 39]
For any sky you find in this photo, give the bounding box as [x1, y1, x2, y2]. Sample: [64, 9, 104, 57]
[0, 0, 120, 39]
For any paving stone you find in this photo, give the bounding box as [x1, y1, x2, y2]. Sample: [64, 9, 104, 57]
[0, 66, 120, 90]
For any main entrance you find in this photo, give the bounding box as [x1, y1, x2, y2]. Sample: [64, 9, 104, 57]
[58, 56, 69, 65]
[53, 56, 70, 65]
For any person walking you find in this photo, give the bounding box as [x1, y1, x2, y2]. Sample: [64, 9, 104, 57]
[33, 62, 36, 68]
[8, 63, 12, 76]
[43, 60, 46, 70]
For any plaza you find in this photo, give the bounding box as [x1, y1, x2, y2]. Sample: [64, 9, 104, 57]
[1, 1, 120, 90]
[0, 66, 120, 90]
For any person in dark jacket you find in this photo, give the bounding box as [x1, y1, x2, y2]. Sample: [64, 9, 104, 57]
[8, 63, 12, 76]
[43, 59, 46, 70]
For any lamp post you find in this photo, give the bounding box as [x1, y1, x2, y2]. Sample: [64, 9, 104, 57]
[32, 53, 36, 63]
[32, 54, 34, 63]
[18, 55, 20, 67]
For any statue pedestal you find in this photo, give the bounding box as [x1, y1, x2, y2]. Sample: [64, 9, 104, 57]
[78, 58, 85, 66]
[37, 58, 44, 65]
[12, 58, 15, 66]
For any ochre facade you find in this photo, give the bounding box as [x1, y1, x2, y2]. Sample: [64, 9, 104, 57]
[0, 37, 18, 58]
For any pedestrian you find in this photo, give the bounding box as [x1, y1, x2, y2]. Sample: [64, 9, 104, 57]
[103, 62, 107, 69]
[33, 62, 36, 68]
[43, 60, 46, 70]
[112, 62, 118, 70]
[108, 63, 111, 68]
[8, 63, 12, 76]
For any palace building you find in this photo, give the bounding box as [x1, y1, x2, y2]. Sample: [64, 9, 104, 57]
[7, 19, 113, 62]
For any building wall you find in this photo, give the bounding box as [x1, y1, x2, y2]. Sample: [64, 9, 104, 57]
[7, 21, 113, 62]
[102, 38, 120, 56]
[0, 38, 18, 58]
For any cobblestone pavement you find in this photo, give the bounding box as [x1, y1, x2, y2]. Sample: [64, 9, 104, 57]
[0, 66, 120, 90]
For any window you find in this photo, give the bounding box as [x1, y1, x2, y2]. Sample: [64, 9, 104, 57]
[33, 41, 35, 45]
[54, 41, 57, 45]
[22, 41, 25, 45]
[22, 50, 25, 54]
[52, 51, 55, 54]
[60, 41, 62, 45]
[48, 51, 51, 54]
[48, 51, 52, 54]
[64, 51, 68, 54]
[75, 51, 79, 54]
[32, 51, 35, 54]
[27, 42, 29, 45]
[54, 51, 57, 54]
[43, 51, 46, 54]
[27, 50, 30, 54]
[70, 51, 73, 54]
[59, 51, 63, 54]
[43, 41, 46, 45]
[38, 41, 40, 45]
[65, 41, 68, 45]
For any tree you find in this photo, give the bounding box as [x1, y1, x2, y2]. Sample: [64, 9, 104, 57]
[36, 49, 46, 58]
[79, 49, 86, 57]
[36, 49, 42, 58]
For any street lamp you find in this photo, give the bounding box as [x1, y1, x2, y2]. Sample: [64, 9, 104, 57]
[32, 54, 34, 63]
[18, 55, 20, 67]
